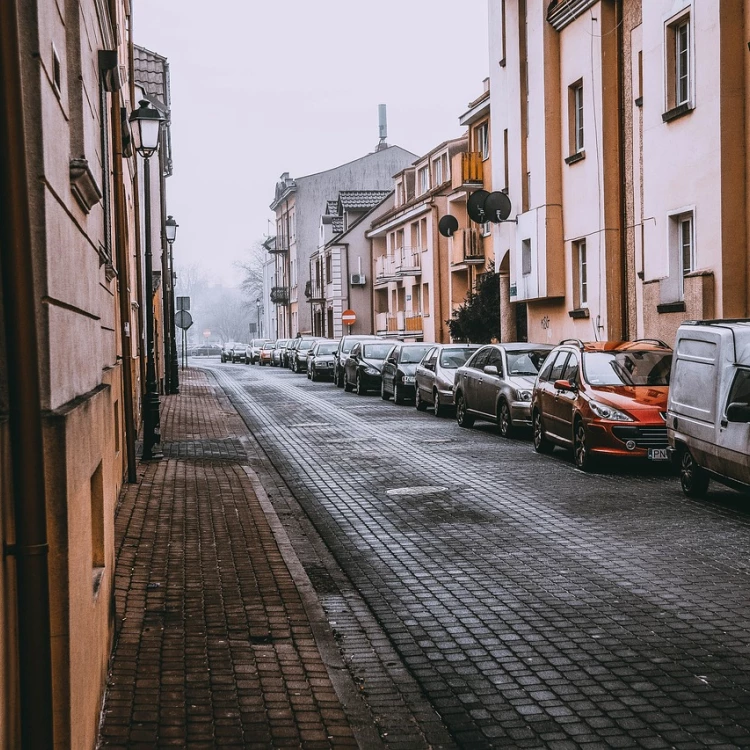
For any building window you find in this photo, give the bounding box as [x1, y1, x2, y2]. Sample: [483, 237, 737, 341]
[665, 13, 692, 115]
[418, 166, 429, 195]
[433, 157, 443, 186]
[668, 210, 694, 300]
[396, 181, 404, 206]
[475, 123, 489, 160]
[521, 239, 532, 276]
[679, 213, 694, 276]
[569, 80, 584, 153]
[573, 239, 588, 308]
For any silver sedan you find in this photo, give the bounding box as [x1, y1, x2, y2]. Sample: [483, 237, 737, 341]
[414, 344, 480, 417]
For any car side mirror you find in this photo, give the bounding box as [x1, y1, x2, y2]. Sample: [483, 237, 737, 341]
[484, 365, 499, 376]
[726, 401, 750, 423]
[425, 362, 435, 371]
[554, 379, 576, 392]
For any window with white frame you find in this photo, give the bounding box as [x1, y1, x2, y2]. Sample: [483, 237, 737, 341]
[665, 12, 692, 113]
[679, 213, 694, 276]
[432, 157, 443, 187]
[521, 239, 532, 276]
[475, 122, 489, 160]
[418, 166, 429, 195]
[668, 210, 694, 299]
[573, 239, 588, 308]
[569, 80, 584, 154]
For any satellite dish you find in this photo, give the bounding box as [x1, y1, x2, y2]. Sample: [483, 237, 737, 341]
[438, 214, 459, 238]
[484, 191, 512, 223]
[467, 189, 490, 224]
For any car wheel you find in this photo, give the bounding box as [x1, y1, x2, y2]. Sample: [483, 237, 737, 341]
[311, 366, 318, 382]
[573, 418, 595, 471]
[680, 448, 710, 497]
[433, 390, 444, 418]
[415, 388, 428, 411]
[394, 383, 404, 405]
[335, 368, 344, 388]
[456, 393, 474, 428]
[498, 399, 513, 439]
[533, 410, 555, 454]
[356, 374, 365, 395]
[380, 380, 390, 400]
[344, 373, 353, 392]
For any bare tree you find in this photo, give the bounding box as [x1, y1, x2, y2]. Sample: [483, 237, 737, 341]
[236, 239, 267, 308]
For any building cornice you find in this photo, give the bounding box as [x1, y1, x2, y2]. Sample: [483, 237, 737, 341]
[367, 202, 432, 238]
[547, 0, 598, 31]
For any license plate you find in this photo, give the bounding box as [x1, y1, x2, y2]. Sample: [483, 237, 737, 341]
[648, 448, 669, 461]
[403, 376, 415, 384]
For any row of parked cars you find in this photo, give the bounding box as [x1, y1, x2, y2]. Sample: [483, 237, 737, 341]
[220, 320, 750, 498]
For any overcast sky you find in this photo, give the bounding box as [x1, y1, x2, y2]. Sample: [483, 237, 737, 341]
[135, 1, 490, 287]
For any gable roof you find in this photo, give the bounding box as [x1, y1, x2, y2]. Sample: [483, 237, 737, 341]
[338, 190, 392, 212]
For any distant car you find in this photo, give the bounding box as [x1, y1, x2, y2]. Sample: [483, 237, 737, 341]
[414, 344, 480, 416]
[380, 342, 433, 404]
[221, 341, 243, 363]
[454, 343, 554, 437]
[259, 341, 276, 366]
[531, 339, 673, 471]
[344, 340, 396, 395]
[307, 340, 340, 381]
[290, 337, 319, 373]
[231, 343, 248, 364]
[333, 335, 379, 387]
[192, 343, 221, 357]
[271, 339, 289, 367]
[247, 338, 270, 364]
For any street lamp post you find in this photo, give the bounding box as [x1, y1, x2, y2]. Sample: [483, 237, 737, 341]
[130, 99, 164, 460]
[165, 214, 179, 394]
[256, 297, 262, 339]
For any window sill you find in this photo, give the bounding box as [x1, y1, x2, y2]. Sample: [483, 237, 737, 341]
[568, 308, 590, 319]
[564, 150, 585, 165]
[657, 301, 686, 314]
[662, 102, 693, 123]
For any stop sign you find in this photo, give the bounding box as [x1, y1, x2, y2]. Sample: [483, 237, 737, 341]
[342, 309, 356, 325]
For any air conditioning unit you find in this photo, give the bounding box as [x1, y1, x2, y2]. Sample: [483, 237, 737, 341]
[350, 274, 366, 286]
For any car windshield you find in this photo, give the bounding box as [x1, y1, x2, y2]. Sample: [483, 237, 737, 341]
[316, 343, 338, 355]
[362, 343, 394, 360]
[263, 343, 274, 349]
[399, 345, 432, 364]
[342, 338, 368, 354]
[300, 339, 317, 347]
[506, 349, 550, 376]
[439, 348, 476, 368]
[583, 351, 672, 386]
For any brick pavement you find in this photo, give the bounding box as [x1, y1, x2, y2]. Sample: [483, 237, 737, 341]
[98, 369, 365, 749]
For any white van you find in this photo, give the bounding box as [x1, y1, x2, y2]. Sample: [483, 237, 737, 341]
[667, 320, 750, 496]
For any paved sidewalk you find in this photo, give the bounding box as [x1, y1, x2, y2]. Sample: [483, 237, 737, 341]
[98, 369, 361, 749]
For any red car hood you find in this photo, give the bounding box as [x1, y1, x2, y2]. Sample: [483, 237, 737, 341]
[589, 385, 668, 412]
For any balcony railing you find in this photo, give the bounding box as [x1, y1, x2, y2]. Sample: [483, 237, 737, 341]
[305, 280, 324, 301]
[375, 311, 423, 336]
[396, 246, 421, 275]
[270, 286, 289, 304]
[450, 228, 484, 265]
[404, 312, 423, 334]
[268, 239, 290, 254]
[375, 254, 398, 282]
[451, 152, 484, 190]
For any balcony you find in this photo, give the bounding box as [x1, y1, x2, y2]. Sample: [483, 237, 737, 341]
[396, 247, 421, 276]
[268, 239, 289, 254]
[270, 286, 289, 304]
[375, 254, 398, 284]
[450, 228, 484, 265]
[451, 152, 484, 190]
[375, 311, 423, 336]
[305, 280, 325, 301]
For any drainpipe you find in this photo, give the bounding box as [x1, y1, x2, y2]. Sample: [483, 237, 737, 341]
[0, 0, 55, 744]
[344, 243, 352, 334]
[616, 0, 629, 338]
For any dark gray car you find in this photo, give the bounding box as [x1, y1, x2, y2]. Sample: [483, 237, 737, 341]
[414, 344, 480, 416]
[380, 342, 433, 404]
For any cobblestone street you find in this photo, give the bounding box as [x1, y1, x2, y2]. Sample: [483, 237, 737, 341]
[206, 359, 750, 749]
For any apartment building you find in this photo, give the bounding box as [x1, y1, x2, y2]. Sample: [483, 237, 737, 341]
[269, 145, 417, 337]
[488, 0, 749, 348]
[368, 138, 467, 343]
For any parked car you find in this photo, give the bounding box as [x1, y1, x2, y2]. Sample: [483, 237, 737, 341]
[231, 343, 249, 364]
[380, 342, 434, 404]
[289, 337, 319, 373]
[454, 343, 554, 436]
[247, 338, 270, 364]
[307, 340, 340, 381]
[221, 342, 243, 363]
[259, 340, 276, 366]
[531, 339, 673, 471]
[667, 319, 750, 497]
[333, 335, 379, 387]
[414, 344, 480, 416]
[271, 339, 289, 367]
[344, 340, 397, 394]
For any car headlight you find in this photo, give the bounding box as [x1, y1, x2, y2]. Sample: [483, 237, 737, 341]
[516, 389, 532, 402]
[364, 367, 380, 375]
[589, 400, 633, 422]
[402, 375, 415, 384]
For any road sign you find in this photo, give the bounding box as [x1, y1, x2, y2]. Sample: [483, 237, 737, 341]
[342, 309, 356, 325]
[175, 310, 193, 330]
[203, 329, 211, 338]
[176, 296, 190, 311]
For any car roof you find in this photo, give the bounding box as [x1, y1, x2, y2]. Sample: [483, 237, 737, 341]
[556, 339, 672, 353]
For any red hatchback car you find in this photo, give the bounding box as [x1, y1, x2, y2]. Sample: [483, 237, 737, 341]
[531, 339, 673, 471]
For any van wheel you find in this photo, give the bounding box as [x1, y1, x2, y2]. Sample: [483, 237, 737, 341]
[456, 393, 474, 428]
[533, 410, 554, 454]
[680, 448, 710, 497]
[497, 399, 513, 439]
[573, 417, 595, 471]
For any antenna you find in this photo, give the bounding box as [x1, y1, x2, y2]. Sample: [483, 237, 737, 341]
[377, 104, 388, 151]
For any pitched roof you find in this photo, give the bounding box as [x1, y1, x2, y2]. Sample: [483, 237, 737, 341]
[338, 190, 391, 211]
[331, 217, 344, 234]
[133, 46, 169, 108]
[325, 200, 338, 215]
